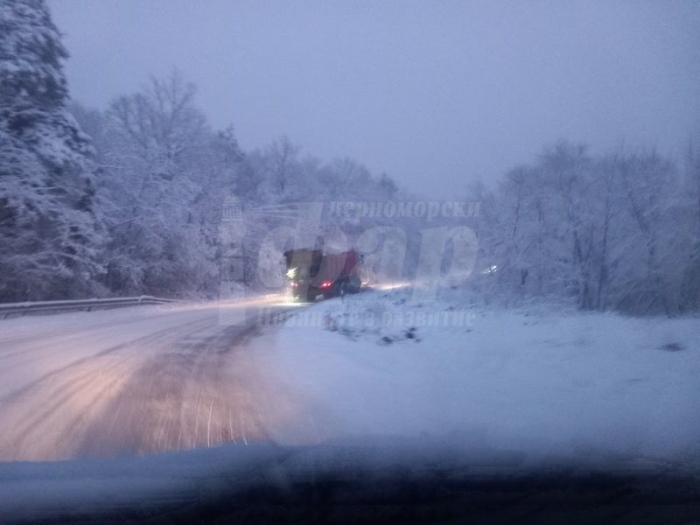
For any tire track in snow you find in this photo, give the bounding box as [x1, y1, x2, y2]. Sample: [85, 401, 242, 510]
[0, 315, 220, 460]
[77, 322, 273, 457]
[0, 304, 306, 460]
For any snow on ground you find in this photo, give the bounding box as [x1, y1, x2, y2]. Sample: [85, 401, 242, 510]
[0, 299, 288, 461]
[1, 291, 699, 520]
[257, 287, 700, 471]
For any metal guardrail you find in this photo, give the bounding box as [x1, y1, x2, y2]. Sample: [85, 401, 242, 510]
[0, 296, 179, 318]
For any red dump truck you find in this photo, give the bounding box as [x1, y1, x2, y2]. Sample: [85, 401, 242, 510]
[283, 248, 363, 302]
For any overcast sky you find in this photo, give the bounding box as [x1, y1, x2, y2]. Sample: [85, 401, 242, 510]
[48, 0, 700, 198]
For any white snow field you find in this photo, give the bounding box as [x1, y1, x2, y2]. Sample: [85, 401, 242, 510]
[257, 288, 700, 471]
[0, 289, 699, 521]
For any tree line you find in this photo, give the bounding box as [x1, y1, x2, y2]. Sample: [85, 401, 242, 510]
[1, 0, 697, 316]
[467, 141, 700, 315]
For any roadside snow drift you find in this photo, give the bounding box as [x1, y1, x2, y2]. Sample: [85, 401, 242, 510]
[258, 288, 700, 471]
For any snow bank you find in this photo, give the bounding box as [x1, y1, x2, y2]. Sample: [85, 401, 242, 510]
[260, 288, 700, 471]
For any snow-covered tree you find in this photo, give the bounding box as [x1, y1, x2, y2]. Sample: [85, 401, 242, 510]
[97, 72, 221, 296]
[0, 0, 103, 301]
[601, 150, 679, 313]
[471, 141, 692, 314]
[678, 143, 700, 311]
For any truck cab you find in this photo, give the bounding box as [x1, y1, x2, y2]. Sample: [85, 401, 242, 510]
[284, 248, 362, 302]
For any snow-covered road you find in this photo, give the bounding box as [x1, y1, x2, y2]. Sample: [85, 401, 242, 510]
[1, 290, 699, 523]
[1, 289, 698, 471]
[0, 298, 303, 461]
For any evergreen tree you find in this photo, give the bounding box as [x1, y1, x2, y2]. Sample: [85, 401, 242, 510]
[0, 0, 103, 301]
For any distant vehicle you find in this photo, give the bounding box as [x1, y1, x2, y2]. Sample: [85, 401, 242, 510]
[283, 248, 363, 302]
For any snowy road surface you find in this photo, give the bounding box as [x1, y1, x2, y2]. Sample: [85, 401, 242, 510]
[1, 289, 699, 471]
[0, 298, 304, 461]
[0, 289, 700, 522]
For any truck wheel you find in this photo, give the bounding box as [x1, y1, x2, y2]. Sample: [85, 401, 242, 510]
[348, 276, 361, 294]
[341, 279, 355, 295]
